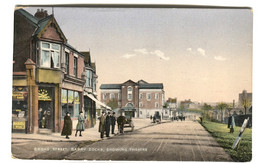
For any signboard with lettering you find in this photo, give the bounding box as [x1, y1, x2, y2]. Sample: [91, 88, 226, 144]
[38, 88, 52, 101]
[13, 121, 25, 129]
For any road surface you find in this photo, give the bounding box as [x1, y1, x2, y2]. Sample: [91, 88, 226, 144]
[12, 120, 232, 161]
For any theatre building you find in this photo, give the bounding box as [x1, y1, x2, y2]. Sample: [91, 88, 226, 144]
[100, 80, 165, 118]
[12, 8, 98, 134]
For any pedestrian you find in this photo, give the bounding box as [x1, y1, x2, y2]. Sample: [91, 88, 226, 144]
[150, 115, 152, 121]
[38, 108, 43, 128]
[105, 112, 111, 137]
[75, 111, 85, 137]
[111, 112, 116, 134]
[61, 112, 72, 139]
[98, 111, 106, 139]
[117, 112, 126, 134]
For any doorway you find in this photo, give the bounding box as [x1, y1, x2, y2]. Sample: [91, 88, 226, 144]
[38, 87, 54, 130]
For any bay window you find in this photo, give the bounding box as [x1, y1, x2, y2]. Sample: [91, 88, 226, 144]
[40, 42, 60, 68]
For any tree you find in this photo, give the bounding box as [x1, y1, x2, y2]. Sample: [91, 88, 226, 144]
[216, 102, 228, 122]
[201, 103, 212, 120]
[107, 98, 118, 110]
[163, 102, 169, 108]
[241, 97, 251, 115]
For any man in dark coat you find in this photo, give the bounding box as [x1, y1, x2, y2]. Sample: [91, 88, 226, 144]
[105, 112, 111, 137]
[38, 108, 43, 128]
[98, 111, 106, 139]
[61, 112, 72, 139]
[111, 112, 116, 134]
[117, 112, 126, 134]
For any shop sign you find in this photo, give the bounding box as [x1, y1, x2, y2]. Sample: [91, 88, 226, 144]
[12, 92, 25, 100]
[38, 89, 52, 101]
[13, 121, 25, 129]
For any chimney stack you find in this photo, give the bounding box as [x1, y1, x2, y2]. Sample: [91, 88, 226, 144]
[34, 8, 48, 19]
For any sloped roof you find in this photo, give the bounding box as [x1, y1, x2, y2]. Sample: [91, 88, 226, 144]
[100, 84, 122, 89]
[16, 9, 67, 42]
[139, 83, 163, 89]
[16, 9, 39, 25]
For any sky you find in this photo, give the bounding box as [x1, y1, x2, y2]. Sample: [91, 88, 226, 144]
[24, 6, 253, 103]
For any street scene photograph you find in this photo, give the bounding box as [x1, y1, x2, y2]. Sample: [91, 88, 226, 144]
[11, 4, 252, 161]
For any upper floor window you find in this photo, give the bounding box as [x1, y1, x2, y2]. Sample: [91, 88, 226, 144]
[147, 93, 151, 101]
[139, 93, 143, 99]
[65, 52, 69, 73]
[127, 86, 133, 101]
[74, 57, 78, 77]
[40, 42, 60, 68]
[155, 102, 159, 108]
[155, 93, 159, 99]
[110, 93, 115, 99]
[103, 93, 106, 100]
[93, 78, 96, 91]
[86, 70, 93, 87]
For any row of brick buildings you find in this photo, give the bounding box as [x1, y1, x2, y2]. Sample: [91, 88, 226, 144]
[12, 8, 109, 134]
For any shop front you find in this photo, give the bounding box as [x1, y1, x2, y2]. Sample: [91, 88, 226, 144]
[12, 86, 28, 133]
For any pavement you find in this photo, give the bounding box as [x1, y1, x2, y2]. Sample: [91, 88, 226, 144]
[11, 118, 161, 142]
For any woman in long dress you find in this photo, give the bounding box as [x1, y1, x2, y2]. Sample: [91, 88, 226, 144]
[75, 111, 85, 137]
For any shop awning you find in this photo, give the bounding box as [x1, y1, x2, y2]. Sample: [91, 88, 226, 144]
[84, 93, 111, 110]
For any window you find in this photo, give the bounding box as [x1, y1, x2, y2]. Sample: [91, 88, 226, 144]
[139, 93, 143, 99]
[147, 93, 151, 101]
[139, 102, 143, 108]
[155, 102, 159, 108]
[40, 42, 60, 68]
[110, 93, 115, 99]
[61, 89, 80, 118]
[127, 86, 133, 101]
[93, 78, 96, 91]
[74, 57, 78, 77]
[65, 52, 69, 73]
[155, 93, 159, 99]
[118, 93, 121, 100]
[103, 93, 106, 100]
[86, 70, 93, 87]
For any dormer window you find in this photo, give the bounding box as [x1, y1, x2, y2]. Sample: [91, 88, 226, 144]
[40, 41, 60, 68]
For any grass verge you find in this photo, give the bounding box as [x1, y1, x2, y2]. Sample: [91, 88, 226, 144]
[200, 120, 252, 162]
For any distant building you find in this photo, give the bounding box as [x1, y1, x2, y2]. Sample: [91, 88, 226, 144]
[100, 80, 165, 118]
[238, 90, 252, 113]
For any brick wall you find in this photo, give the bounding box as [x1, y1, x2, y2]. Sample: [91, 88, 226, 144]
[77, 56, 84, 79]
[69, 52, 74, 76]
[41, 26, 63, 42]
[13, 11, 37, 72]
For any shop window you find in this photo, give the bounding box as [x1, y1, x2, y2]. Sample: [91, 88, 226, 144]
[61, 89, 81, 118]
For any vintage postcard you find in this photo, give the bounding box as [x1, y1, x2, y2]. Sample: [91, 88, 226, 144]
[11, 4, 252, 161]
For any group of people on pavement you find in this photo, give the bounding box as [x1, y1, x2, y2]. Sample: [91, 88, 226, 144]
[60, 110, 126, 139]
[98, 111, 126, 139]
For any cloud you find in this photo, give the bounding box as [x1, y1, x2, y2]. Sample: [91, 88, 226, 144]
[121, 53, 136, 59]
[186, 48, 192, 52]
[134, 48, 149, 55]
[151, 50, 170, 61]
[197, 48, 206, 56]
[214, 56, 227, 61]
[122, 49, 170, 61]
